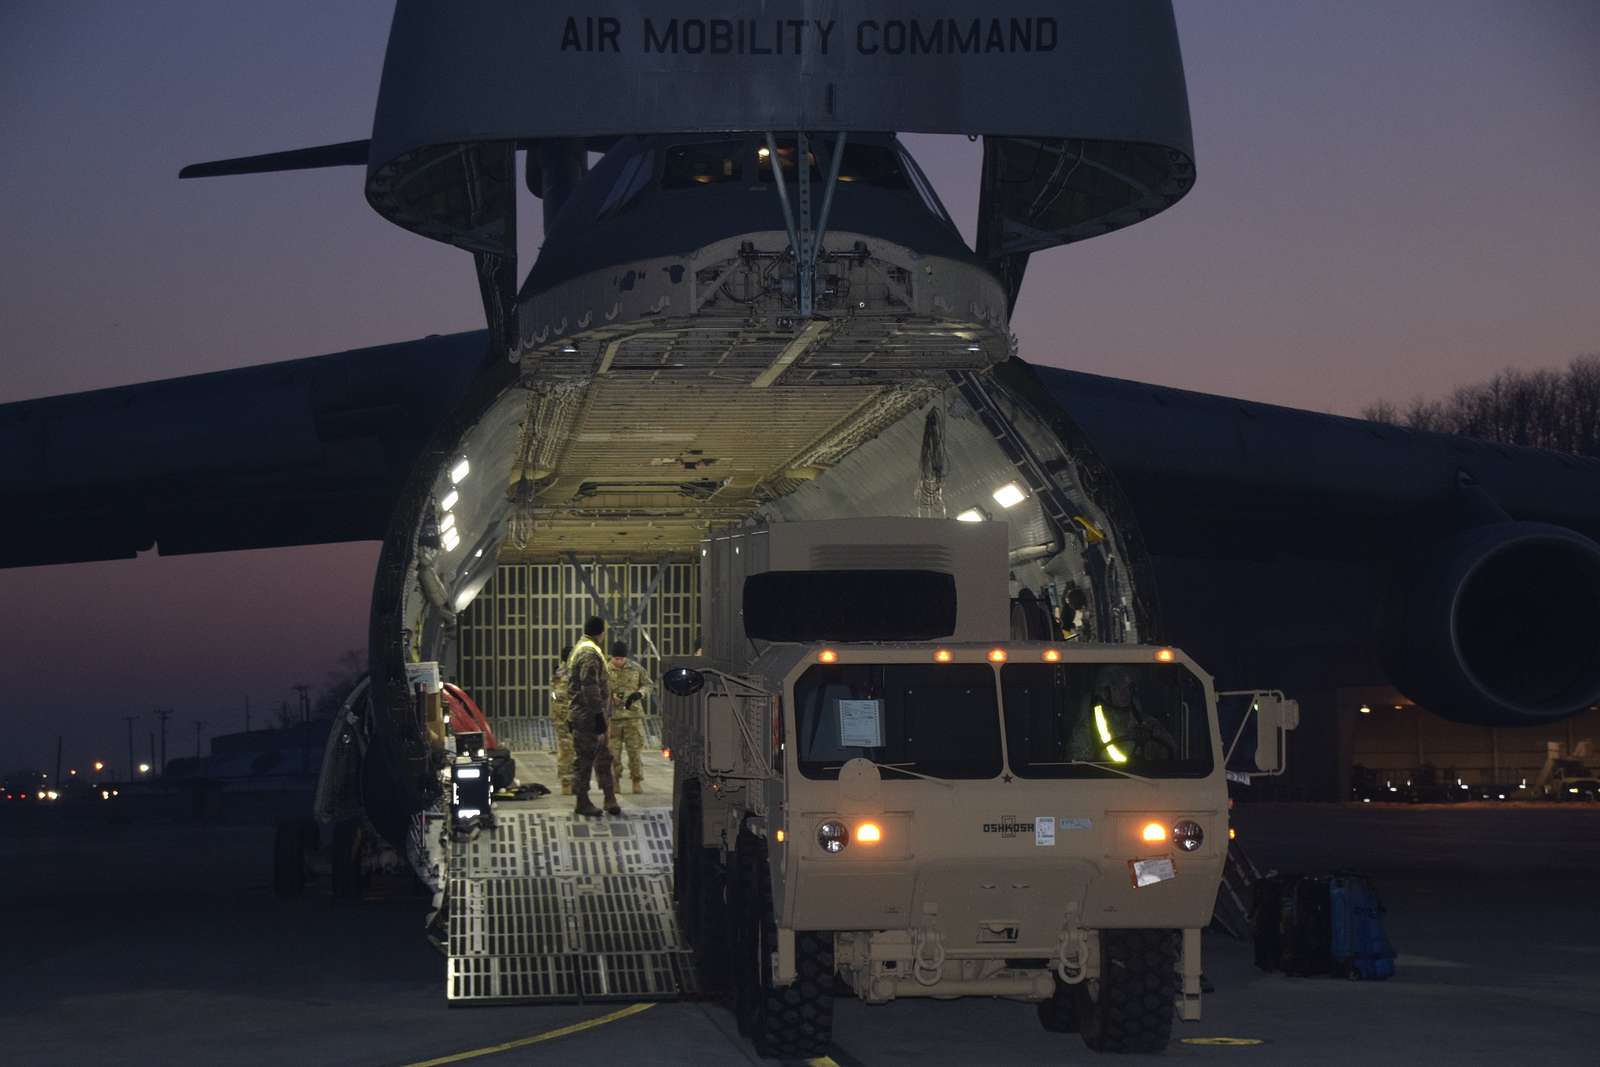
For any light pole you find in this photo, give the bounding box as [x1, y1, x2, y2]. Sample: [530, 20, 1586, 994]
[152, 708, 173, 777]
[123, 715, 138, 784]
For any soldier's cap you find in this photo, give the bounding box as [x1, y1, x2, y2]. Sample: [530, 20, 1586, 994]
[609, 640, 628, 657]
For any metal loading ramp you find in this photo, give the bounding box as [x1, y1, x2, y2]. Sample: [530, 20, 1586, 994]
[446, 807, 698, 1004]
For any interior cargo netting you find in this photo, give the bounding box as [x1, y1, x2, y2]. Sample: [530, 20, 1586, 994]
[364, 0, 1196, 292]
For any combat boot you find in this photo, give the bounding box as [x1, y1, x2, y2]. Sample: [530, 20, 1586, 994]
[574, 791, 603, 817]
[631, 778, 643, 794]
[602, 788, 622, 816]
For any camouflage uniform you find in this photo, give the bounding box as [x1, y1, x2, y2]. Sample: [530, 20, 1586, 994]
[550, 663, 575, 793]
[606, 657, 653, 791]
[567, 637, 618, 814]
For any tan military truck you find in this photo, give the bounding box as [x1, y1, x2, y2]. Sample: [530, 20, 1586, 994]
[661, 519, 1297, 1057]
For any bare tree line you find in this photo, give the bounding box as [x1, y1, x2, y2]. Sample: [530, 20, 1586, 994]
[1362, 353, 1600, 456]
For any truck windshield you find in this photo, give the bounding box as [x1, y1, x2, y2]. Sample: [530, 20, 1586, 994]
[1001, 662, 1213, 779]
[794, 663, 1002, 780]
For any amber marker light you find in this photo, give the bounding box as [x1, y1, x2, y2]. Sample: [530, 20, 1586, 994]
[661, 748, 672, 760]
[1229, 827, 1238, 841]
[987, 648, 1008, 663]
[1141, 821, 1168, 843]
[819, 649, 838, 663]
[1155, 648, 1176, 663]
[775, 829, 786, 843]
[1042, 648, 1061, 663]
[934, 649, 953, 663]
[856, 822, 882, 844]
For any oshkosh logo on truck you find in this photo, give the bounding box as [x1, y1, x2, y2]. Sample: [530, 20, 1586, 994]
[982, 815, 1029, 838]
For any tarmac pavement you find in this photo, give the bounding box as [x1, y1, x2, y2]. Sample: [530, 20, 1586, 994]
[2, 795, 1596, 1065]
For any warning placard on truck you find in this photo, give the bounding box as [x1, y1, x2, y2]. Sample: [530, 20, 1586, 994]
[838, 699, 884, 748]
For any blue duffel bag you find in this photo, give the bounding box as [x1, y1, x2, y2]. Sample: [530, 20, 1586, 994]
[1327, 873, 1397, 980]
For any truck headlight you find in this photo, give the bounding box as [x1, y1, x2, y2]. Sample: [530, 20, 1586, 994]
[817, 820, 849, 853]
[1172, 819, 1204, 852]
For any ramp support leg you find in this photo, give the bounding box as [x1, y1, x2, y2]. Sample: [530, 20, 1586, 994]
[776, 926, 797, 985]
[1180, 926, 1202, 1021]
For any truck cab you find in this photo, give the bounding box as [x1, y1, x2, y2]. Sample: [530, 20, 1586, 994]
[661, 518, 1285, 1056]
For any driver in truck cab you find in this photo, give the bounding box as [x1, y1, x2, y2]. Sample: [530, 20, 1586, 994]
[1071, 663, 1177, 764]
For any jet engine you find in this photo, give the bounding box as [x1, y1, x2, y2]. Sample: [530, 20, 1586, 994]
[1382, 521, 1600, 727]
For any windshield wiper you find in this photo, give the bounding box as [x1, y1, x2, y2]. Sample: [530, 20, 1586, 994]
[1027, 760, 1155, 783]
[823, 760, 957, 789]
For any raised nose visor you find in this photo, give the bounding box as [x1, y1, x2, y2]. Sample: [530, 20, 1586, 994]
[519, 229, 1010, 388]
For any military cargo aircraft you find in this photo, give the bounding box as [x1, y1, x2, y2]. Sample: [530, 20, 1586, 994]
[5, 0, 1600, 865]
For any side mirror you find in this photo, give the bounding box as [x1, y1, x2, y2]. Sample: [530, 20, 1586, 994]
[663, 667, 704, 697]
[1253, 695, 1300, 774]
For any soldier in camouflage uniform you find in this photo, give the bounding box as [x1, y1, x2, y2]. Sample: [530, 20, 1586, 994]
[606, 640, 653, 793]
[568, 616, 620, 817]
[551, 645, 575, 795]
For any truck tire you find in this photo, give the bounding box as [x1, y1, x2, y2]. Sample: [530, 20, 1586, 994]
[733, 832, 834, 1059]
[1037, 973, 1079, 1033]
[1075, 929, 1179, 1053]
[674, 780, 729, 992]
[272, 818, 313, 898]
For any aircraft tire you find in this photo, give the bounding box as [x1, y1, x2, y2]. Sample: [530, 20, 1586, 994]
[331, 821, 365, 902]
[733, 831, 833, 1059]
[1075, 929, 1179, 1053]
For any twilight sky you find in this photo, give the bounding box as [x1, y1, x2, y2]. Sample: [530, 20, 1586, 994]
[2, 2, 1596, 772]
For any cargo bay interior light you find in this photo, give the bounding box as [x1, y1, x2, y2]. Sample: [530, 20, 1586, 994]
[439, 512, 456, 533]
[440, 489, 459, 512]
[441, 528, 461, 552]
[955, 507, 987, 523]
[991, 482, 1026, 509]
[449, 457, 471, 484]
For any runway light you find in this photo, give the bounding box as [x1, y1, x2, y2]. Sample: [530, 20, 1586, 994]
[449, 457, 471, 484]
[93, 761, 105, 773]
[1155, 648, 1175, 663]
[69, 769, 77, 776]
[138, 763, 151, 775]
[1141, 821, 1168, 843]
[991, 482, 1027, 509]
[955, 508, 986, 523]
[1042, 649, 1061, 662]
[856, 822, 882, 844]
[987, 648, 1007, 663]
[440, 489, 459, 512]
[818, 649, 838, 663]
[934, 649, 953, 663]
[1359, 705, 1371, 715]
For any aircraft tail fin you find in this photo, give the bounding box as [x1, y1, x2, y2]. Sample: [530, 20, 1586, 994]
[179, 139, 370, 179]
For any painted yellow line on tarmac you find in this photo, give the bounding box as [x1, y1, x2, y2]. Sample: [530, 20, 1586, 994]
[1181, 1036, 1265, 1046]
[399, 1002, 657, 1067]
[804, 1058, 842, 1067]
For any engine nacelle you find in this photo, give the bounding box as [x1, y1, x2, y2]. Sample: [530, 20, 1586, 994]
[1383, 522, 1600, 726]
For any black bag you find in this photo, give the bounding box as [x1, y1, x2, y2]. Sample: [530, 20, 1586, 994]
[1252, 872, 1396, 980]
[1251, 873, 1333, 975]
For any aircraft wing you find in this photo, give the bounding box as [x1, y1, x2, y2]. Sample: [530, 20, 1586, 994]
[1032, 365, 1600, 557]
[0, 332, 489, 568]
